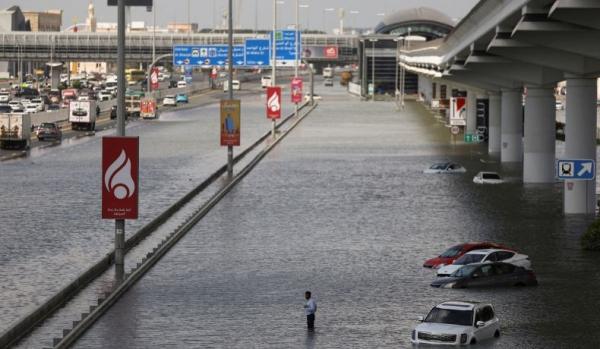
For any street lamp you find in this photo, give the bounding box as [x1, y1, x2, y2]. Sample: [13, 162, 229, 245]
[322, 7, 334, 33]
[393, 37, 403, 108]
[400, 28, 412, 110]
[369, 38, 378, 102]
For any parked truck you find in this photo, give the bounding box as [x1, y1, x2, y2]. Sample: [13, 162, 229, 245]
[69, 100, 97, 131]
[0, 113, 31, 150]
[140, 98, 158, 119]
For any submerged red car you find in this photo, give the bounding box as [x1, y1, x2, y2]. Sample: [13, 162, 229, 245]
[423, 242, 512, 268]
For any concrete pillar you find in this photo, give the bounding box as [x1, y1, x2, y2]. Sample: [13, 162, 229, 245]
[501, 88, 523, 162]
[523, 86, 555, 183]
[488, 93, 501, 154]
[50, 67, 61, 89]
[466, 90, 477, 136]
[564, 77, 597, 214]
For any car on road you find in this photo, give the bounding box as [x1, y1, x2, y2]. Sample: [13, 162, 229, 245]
[436, 249, 530, 277]
[30, 98, 44, 112]
[424, 162, 467, 174]
[98, 90, 112, 101]
[36, 122, 62, 141]
[261, 76, 272, 88]
[0, 90, 10, 103]
[46, 104, 60, 112]
[168, 80, 178, 89]
[411, 301, 500, 346]
[0, 104, 12, 113]
[304, 93, 322, 102]
[431, 262, 538, 289]
[473, 171, 504, 184]
[223, 80, 241, 92]
[177, 80, 187, 88]
[24, 104, 38, 114]
[423, 242, 511, 269]
[110, 105, 117, 119]
[8, 100, 23, 112]
[175, 93, 189, 103]
[162, 95, 177, 107]
[324, 78, 334, 87]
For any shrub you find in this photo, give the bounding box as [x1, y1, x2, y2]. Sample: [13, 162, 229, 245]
[581, 219, 600, 251]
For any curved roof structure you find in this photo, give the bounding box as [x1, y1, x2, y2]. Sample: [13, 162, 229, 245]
[374, 7, 454, 40]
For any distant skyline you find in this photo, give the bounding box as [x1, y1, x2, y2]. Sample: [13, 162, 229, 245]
[1, 0, 478, 32]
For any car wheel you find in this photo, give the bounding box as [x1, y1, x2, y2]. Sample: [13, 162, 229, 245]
[494, 330, 500, 338]
[470, 337, 477, 345]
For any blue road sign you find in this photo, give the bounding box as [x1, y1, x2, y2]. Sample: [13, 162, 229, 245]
[173, 45, 245, 67]
[245, 39, 271, 67]
[270, 30, 301, 67]
[556, 159, 596, 180]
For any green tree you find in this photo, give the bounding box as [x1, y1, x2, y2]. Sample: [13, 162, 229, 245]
[581, 219, 600, 251]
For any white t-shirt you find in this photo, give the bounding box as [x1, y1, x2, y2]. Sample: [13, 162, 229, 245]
[305, 298, 317, 316]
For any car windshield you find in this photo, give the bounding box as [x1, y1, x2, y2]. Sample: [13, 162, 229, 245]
[482, 173, 501, 180]
[430, 163, 447, 170]
[451, 264, 479, 277]
[454, 253, 485, 265]
[440, 246, 462, 258]
[40, 123, 55, 128]
[425, 308, 473, 326]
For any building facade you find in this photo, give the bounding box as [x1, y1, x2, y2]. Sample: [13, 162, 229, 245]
[23, 10, 62, 32]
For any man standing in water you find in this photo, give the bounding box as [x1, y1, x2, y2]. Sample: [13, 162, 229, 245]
[304, 291, 317, 331]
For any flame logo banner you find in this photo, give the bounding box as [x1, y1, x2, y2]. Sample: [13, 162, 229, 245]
[268, 91, 280, 112]
[104, 150, 135, 200]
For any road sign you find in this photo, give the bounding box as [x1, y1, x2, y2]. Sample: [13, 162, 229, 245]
[266, 87, 282, 119]
[450, 97, 467, 126]
[464, 133, 473, 143]
[173, 45, 245, 67]
[291, 77, 303, 104]
[221, 100, 241, 147]
[270, 30, 301, 67]
[102, 137, 139, 220]
[150, 67, 159, 91]
[556, 159, 595, 180]
[245, 39, 271, 67]
[451, 126, 460, 135]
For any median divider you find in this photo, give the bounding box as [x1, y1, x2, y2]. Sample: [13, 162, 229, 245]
[0, 100, 312, 349]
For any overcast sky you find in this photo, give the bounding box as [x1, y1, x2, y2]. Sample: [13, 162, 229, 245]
[2, 0, 478, 31]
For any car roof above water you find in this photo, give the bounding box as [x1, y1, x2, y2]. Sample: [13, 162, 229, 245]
[436, 301, 482, 311]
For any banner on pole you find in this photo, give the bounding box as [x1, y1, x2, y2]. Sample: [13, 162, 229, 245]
[220, 99, 241, 146]
[291, 77, 303, 104]
[102, 137, 139, 220]
[266, 87, 282, 119]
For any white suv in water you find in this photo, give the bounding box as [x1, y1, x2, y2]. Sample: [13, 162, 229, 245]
[412, 301, 500, 346]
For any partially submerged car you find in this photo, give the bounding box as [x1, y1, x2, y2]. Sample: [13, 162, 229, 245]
[424, 162, 467, 174]
[423, 242, 510, 269]
[437, 249, 530, 277]
[431, 262, 538, 289]
[411, 301, 500, 345]
[473, 171, 504, 184]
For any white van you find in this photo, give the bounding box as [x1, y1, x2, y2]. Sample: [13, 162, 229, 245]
[177, 80, 187, 88]
[261, 76, 272, 88]
[323, 67, 333, 78]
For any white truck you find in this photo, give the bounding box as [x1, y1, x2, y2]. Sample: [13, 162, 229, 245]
[323, 67, 333, 78]
[0, 113, 31, 150]
[69, 100, 97, 131]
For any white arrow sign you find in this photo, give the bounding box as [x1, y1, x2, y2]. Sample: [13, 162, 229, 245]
[578, 162, 593, 177]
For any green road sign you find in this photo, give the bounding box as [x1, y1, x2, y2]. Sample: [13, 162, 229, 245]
[464, 133, 473, 143]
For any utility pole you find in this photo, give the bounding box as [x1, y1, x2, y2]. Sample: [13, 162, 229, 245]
[294, 0, 299, 118]
[227, 0, 234, 177]
[271, 0, 277, 138]
[115, 0, 126, 279]
[369, 38, 378, 102]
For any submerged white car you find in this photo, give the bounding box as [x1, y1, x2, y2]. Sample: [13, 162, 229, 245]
[437, 249, 531, 277]
[473, 171, 503, 184]
[412, 301, 500, 346]
[424, 162, 467, 174]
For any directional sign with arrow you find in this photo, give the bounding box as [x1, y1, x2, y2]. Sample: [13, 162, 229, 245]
[556, 159, 595, 180]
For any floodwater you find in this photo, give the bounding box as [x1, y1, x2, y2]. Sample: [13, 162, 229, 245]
[72, 83, 600, 348]
[0, 86, 294, 333]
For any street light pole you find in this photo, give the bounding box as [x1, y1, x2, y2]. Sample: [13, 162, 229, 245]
[294, 0, 300, 119]
[271, 0, 277, 138]
[115, 0, 127, 279]
[401, 28, 411, 110]
[227, 0, 234, 177]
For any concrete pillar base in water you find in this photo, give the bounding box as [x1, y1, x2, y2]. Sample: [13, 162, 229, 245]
[523, 86, 555, 183]
[501, 88, 523, 163]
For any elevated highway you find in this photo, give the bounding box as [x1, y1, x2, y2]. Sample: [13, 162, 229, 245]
[399, 0, 600, 214]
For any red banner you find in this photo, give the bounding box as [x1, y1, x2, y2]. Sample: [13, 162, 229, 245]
[102, 137, 139, 220]
[291, 77, 303, 104]
[324, 46, 339, 59]
[266, 86, 282, 119]
[150, 67, 159, 91]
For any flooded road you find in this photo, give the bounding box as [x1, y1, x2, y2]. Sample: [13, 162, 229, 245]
[0, 84, 295, 332]
[72, 83, 600, 348]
